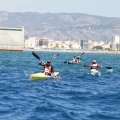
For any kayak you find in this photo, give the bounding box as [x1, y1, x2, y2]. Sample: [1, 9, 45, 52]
[30, 72, 59, 80]
[68, 61, 80, 64]
[90, 69, 101, 76]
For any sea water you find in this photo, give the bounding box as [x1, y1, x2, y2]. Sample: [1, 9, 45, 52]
[0, 51, 120, 120]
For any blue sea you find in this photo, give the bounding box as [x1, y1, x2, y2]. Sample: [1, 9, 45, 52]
[0, 51, 120, 120]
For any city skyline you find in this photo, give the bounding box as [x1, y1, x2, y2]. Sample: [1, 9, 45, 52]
[0, 0, 120, 18]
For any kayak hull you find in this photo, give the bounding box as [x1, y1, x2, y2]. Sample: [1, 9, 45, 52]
[30, 72, 59, 80]
[68, 61, 80, 64]
[90, 69, 99, 75]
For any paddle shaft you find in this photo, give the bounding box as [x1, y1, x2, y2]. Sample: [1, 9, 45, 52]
[83, 64, 112, 69]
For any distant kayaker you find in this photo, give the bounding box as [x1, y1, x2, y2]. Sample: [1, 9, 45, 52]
[39, 60, 54, 75]
[90, 60, 102, 70]
[53, 54, 56, 59]
[76, 56, 81, 62]
[72, 55, 78, 62]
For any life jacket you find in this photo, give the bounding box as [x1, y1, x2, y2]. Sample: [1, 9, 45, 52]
[73, 58, 77, 62]
[90, 63, 98, 69]
[76, 57, 81, 62]
[44, 65, 52, 75]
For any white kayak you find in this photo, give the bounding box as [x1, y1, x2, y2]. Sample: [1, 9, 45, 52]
[30, 72, 59, 80]
[68, 61, 80, 64]
[90, 69, 100, 76]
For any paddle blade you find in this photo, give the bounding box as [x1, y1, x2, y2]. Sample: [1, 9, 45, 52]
[32, 51, 40, 60]
[81, 52, 85, 55]
[105, 67, 112, 69]
[83, 64, 89, 67]
[63, 61, 67, 64]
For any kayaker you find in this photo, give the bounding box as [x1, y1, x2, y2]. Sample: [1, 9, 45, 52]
[39, 60, 54, 75]
[72, 55, 77, 62]
[53, 54, 56, 59]
[76, 56, 81, 62]
[90, 60, 102, 70]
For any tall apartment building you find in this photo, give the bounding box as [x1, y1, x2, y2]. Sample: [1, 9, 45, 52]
[81, 40, 88, 49]
[111, 35, 120, 50]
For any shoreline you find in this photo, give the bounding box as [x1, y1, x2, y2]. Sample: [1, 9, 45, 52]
[23, 49, 120, 54]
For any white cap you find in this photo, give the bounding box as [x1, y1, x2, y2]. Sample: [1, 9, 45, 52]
[93, 60, 96, 62]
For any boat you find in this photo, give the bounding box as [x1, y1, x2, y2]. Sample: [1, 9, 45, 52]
[30, 72, 59, 80]
[68, 61, 80, 64]
[90, 69, 100, 76]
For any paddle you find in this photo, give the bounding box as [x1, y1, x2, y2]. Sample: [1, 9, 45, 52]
[63, 61, 68, 64]
[104, 67, 112, 69]
[51, 73, 60, 79]
[83, 64, 112, 69]
[81, 52, 85, 55]
[32, 51, 40, 60]
[83, 64, 89, 67]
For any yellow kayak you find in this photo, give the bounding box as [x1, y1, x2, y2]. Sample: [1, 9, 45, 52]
[30, 72, 59, 80]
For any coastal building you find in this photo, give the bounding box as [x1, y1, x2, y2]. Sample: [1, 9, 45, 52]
[93, 41, 99, 46]
[111, 35, 120, 50]
[88, 40, 94, 49]
[71, 40, 80, 49]
[48, 40, 56, 49]
[116, 43, 120, 50]
[104, 42, 111, 50]
[81, 40, 88, 49]
[38, 38, 48, 47]
[62, 41, 71, 49]
[55, 41, 63, 49]
[0, 27, 24, 51]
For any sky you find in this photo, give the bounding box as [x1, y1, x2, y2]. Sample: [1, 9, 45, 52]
[0, 0, 120, 18]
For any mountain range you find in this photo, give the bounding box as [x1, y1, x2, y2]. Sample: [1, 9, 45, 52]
[0, 11, 120, 42]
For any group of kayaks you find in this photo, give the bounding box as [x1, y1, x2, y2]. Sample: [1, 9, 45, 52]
[29, 51, 112, 81]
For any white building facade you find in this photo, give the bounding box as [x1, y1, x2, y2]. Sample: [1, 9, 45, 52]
[0, 27, 24, 51]
[111, 35, 120, 50]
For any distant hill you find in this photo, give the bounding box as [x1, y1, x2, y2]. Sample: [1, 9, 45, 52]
[0, 11, 120, 42]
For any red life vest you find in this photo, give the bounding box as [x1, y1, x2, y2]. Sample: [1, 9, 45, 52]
[44, 66, 52, 75]
[90, 63, 98, 69]
[72, 58, 77, 62]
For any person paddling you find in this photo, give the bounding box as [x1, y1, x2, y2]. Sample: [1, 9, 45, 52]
[39, 60, 54, 75]
[90, 60, 102, 70]
[76, 56, 81, 62]
[72, 55, 78, 62]
[53, 54, 56, 59]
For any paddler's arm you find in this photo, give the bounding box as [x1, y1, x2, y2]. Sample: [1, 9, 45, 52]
[51, 65, 54, 73]
[97, 64, 102, 68]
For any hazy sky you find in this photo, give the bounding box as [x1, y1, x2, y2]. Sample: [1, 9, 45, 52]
[0, 0, 119, 18]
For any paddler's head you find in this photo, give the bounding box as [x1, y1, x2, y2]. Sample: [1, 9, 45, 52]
[92, 60, 96, 64]
[46, 60, 51, 66]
